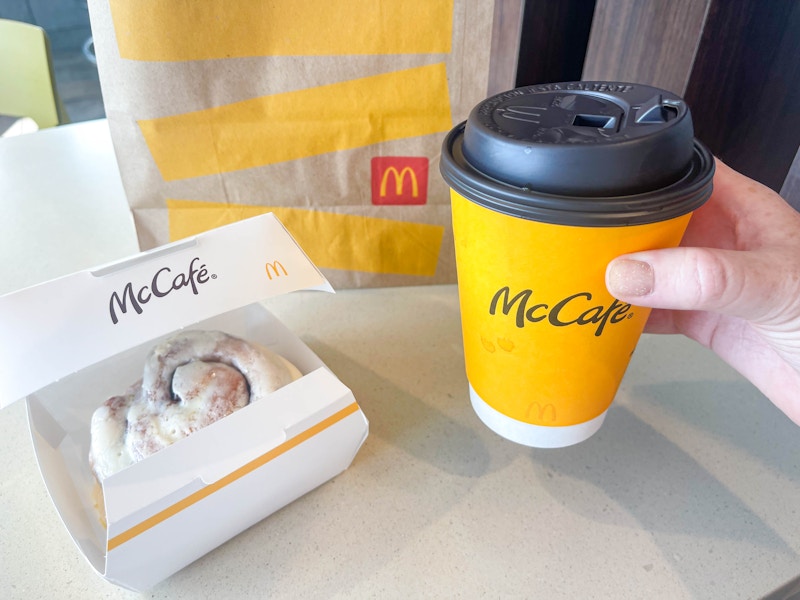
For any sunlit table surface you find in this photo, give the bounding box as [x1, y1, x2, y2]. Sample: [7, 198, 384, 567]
[1, 120, 800, 600]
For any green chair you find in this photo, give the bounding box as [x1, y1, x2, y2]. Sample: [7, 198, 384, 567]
[0, 18, 70, 129]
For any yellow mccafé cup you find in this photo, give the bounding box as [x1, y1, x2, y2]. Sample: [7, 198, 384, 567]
[440, 82, 715, 447]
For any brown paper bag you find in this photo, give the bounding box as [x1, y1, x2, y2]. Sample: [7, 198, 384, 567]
[87, 0, 501, 288]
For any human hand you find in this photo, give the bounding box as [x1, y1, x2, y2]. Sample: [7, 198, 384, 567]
[606, 159, 800, 424]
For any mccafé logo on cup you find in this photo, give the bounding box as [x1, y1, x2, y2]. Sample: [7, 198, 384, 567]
[489, 286, 633, 337]
[440, 81, 716, 448]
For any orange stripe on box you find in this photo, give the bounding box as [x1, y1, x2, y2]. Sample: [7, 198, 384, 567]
[107, 402, 360, 552]
[109, 0, 453, 61]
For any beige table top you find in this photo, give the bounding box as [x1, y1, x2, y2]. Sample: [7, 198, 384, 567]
[1, 121, 799, 599]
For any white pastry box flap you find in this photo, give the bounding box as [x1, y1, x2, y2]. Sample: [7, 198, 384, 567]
[0, 213, 333, 408]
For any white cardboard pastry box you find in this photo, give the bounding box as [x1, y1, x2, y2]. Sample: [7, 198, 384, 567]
[0, 214, 369, 591]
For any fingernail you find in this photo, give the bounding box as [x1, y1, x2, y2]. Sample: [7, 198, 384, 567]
[607, 259, 654, 298]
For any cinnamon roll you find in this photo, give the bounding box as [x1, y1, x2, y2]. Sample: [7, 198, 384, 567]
[89, 330, 301, 482]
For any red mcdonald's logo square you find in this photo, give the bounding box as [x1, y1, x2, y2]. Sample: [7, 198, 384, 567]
[371, 156, 429, 205]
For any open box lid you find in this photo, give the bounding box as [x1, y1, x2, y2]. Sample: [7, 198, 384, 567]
[0, 213, 333, 408]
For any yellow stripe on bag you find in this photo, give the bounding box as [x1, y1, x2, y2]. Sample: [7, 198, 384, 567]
[139, 63, 452, 182]
[109, 0, 453, 61]
[167, 199, 444, 277]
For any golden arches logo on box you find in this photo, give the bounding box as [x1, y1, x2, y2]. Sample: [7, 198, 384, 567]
[265, 261, 288, 281]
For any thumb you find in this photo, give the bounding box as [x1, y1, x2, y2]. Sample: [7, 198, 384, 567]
[606, 247, 771, 321]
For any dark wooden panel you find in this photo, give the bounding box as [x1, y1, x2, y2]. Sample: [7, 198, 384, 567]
[684, 0, 800, 193]
[488, 0, 526, 96]
[581, 0, 711, 95]
[515, 0, 596, 87]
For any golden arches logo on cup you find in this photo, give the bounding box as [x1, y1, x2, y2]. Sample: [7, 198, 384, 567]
[527, 402, 557, 423]
[440, 82, 715, 448]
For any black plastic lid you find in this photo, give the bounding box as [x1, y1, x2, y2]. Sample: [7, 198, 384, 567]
[440, 82, 715, 226]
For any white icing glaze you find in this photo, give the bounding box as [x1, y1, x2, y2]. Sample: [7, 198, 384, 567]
[89, 393, 135, 480]
[89, 331, 300, 481]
